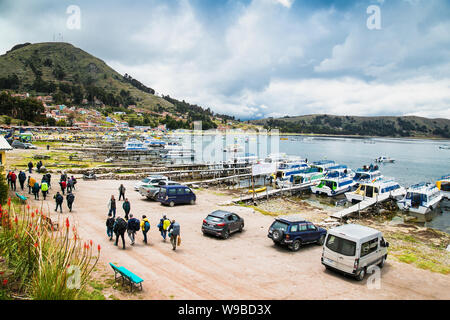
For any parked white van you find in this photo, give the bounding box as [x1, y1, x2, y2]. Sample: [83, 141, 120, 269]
[321, 224, 389, 281]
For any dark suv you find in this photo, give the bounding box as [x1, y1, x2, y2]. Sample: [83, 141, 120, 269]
[268, 216, 327, 251]
[202, 210, 244, 239]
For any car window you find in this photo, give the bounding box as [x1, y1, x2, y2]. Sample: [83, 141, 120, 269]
[299, 224, 307, 231]
[326, 235, 356, 256]
[206, 216, 223, 223]
[290, 224, 298, 232]
[232, 214, 239, 221]
[227, 215, 234, 221]
[184, 188, 192, 194]
[307, 224, 317, 231]
[168, 188, 176, 195]
[271, 221, 288, 231]
[176, 188, 185, 195]
[361, 238, 378, 257]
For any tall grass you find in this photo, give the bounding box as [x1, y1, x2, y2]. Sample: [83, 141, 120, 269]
[0, 198, 100, 299]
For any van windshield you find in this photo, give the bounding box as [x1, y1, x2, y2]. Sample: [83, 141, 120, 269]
[326, 235, 356, 256]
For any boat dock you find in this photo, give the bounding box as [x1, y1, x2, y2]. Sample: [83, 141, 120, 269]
[230, 182, 317, 204]
[330, 189, 405, 219]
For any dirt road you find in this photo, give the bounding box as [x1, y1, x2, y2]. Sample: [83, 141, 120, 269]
[24, 177, 450, 300]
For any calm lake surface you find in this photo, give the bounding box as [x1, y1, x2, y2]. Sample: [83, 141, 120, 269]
[177, 134, 450, 233]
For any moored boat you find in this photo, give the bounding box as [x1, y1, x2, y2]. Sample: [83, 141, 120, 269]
[436, 174, 450, 199]
[311, 170, 357, 197]
[397, 182, 443, 215]
[345, 178, 405, 203]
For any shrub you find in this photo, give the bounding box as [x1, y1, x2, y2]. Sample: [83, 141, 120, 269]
[0, 199, 100, 299]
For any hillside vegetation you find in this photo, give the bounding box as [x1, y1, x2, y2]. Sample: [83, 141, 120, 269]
[0, 42, 172, 110]
[252, 114, 450, 138]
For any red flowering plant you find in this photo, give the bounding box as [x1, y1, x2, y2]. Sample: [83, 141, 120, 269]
[0, 199, 100, 299]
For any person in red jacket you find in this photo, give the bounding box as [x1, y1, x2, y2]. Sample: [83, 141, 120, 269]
[10, 171, 17, 191]
[59, 180, 67, 195]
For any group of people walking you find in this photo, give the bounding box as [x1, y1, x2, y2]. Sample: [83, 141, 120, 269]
[6, 168, 76, 214]
[105, 185, 181, 251]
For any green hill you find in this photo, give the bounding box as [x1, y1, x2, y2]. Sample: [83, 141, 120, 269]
[0, 42, 173, 110]
[251, 114, 450, 138]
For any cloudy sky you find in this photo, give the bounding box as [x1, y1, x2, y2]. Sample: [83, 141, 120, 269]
[1, 0, 449, 119]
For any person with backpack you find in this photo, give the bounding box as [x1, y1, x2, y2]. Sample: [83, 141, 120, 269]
[28, 161, 33, 174]
[71, 176, 77, 190]
[10, 171, 17, 191]
[46, 173, 52, 189]
[60, 180, 67, 195]
[106, 213, 115, 241]
[67, 177, 73, 193]
[168, 220, 181, 251]
[108, 195, 116, 218]
[140, 215, 150, 244]
[67, 192, 75, 212]
[41, 181, 49, 200]
[60, 172, 67, 182]
[113, 216, 127, 249]
[54, 192, 64, 213]
[18, 171, 26, 191]
[122, 198, 131, 220]
[127, 214, 140, 245]
[158, 215, 171, 242]
[32, 181, 40, 200]
[37, 160, 43, 173]
[118, 184, 126, 201]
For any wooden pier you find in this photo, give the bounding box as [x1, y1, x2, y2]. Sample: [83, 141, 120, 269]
[330, 189, 405, 219]
[230, 182, 318, 204]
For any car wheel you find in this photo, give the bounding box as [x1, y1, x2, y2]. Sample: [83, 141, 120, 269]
[378, 255, 386, 268]
[291, 240, 301, 252]
[190, 199, 195, 205]
[356, 268, 366, 281]
[169, 201, 175, 207]
[239, 223, 244, 232]
[223, 229, 230, 239]
[272, 229, 284, 242]
[317, 235, 325, 245]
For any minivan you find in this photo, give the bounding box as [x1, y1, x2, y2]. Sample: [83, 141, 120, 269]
[321, 224, 389, 281]
[158, 185, 196, 207]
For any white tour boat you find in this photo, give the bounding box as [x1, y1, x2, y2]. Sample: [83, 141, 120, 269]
[397, 182, 443, 215]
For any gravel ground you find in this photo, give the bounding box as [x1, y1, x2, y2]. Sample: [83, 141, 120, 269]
[17, 175, 450, 300]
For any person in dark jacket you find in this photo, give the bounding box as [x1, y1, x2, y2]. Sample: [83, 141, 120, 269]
[122, 198, 131, 220]
[46, 173, 52, 189]
[71, 176, 77, 190]
[32, 182, 40, 200]
[54, 192, 64, 213]
[126, 214, 140, 245]
[113, 216, 127, 249]
[28, 161, 33, 174]
[36, 160, 43, 173]
[118, 184, 126, 201]
[67, 177, 73, 193]
[106, 213, 115, 241]
[168, 220, 181, 251]
[66, 192, 75, 212]
[6, 171, 11, 188]
[18, 171, 26, 191]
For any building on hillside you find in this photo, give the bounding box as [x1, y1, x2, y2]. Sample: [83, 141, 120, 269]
[0, 136, 12, 175]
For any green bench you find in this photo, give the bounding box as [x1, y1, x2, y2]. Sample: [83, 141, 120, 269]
[109, 263, 144, 292]
[15, 192, 27, 203]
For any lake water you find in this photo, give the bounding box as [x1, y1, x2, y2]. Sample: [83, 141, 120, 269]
[176, 133, 450, 233]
